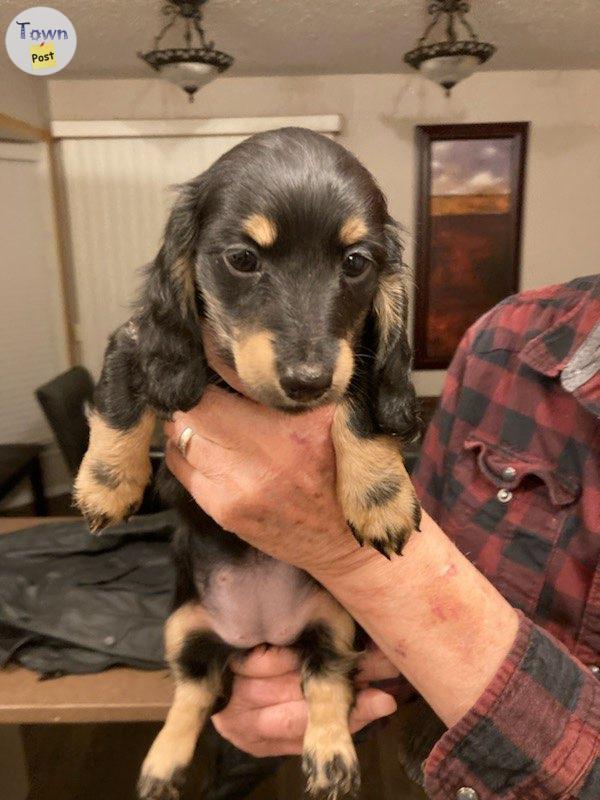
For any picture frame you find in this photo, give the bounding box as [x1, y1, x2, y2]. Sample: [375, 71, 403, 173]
[413, 122, 529, 370]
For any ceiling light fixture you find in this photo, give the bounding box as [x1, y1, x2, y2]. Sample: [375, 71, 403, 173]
[139, 0, 233, 101]
[404, 1, 495, 96]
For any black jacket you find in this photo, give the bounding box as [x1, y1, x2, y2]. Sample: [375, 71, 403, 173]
[0, 513, 176, 676]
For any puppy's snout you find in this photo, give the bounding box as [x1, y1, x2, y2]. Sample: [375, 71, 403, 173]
[280, 363, 332, 402]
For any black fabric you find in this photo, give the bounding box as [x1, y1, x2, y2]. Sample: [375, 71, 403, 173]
[0, 513, 176, 675]
[36, 366, 95, 475]
[206, 725, 285, 800]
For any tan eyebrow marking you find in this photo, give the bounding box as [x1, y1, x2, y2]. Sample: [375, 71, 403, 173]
[242, 213, 277, 248]
[339, 216, 368, 246]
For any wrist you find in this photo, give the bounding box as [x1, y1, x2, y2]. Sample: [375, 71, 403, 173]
[301, 522, 378, 578]
[313, 516, 431, 602]
[315, 511, 520, 727]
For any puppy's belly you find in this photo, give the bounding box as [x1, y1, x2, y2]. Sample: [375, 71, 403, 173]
[199, 552, 321, 649]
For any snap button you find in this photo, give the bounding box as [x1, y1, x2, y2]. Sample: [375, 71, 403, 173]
[590, 665, 599, 676]
[103, 635, 116, 647]
[457, 789, 479, 800]
[497, 488, 513, 503]
[502, 466, 516, 480]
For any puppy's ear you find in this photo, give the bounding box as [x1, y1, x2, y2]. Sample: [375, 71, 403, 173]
[137, 177, 210, 416]
[369, 217, 421, 442]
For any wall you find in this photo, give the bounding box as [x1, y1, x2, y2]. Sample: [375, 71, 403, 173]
[0, 79, 69, 507]
[0, 67, 49, 129]
[0, 141, 70, 509]
[48, 70, 600, 395]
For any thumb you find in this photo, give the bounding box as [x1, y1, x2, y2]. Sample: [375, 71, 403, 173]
[350, 688, 397, 733]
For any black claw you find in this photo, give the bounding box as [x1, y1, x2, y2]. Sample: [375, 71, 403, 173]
[386, 526, 410, 556]
[302, 752, 317, 779]
[371, 539, 392, 560]
[412, 497, 423, 531]
[324, 753, 346, 783]
[85, 512, 111, 534]
[124, 500, 141, 522]
[347, 522, 364, 547]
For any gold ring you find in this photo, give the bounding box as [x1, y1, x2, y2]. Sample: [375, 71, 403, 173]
[177, 426, 194, 458]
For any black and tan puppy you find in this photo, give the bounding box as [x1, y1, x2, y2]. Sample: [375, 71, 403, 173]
[74, 127, 421, 800]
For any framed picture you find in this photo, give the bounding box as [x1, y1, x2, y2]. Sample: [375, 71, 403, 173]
[413, 122, 529, 369]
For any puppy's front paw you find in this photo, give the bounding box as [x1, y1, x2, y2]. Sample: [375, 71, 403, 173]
[333, 407, 422, 559]
[74, 410, 156, 533]
[302, 736, 360, 800]
[346, 479, 421, 559]
[74, 455, 149, 533]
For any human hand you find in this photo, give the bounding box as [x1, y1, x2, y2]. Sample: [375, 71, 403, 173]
[164, 386, 372, 576]
[211, 645, 399, 757]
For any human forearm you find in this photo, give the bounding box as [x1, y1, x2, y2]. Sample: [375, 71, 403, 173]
[314, 510, 520, 727]
[164, 390, 518, 728]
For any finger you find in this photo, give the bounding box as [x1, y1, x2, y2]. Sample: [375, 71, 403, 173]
[250, 699, 309, 741]
[227, 673, 303, 709]
[188, 386, 283, 445]
[231, 647, 300, 678]
[349, 688, 397, 733]
[213, 699, 308, 748]
[164, 386, 257, 447]
[175, 385, 332, 455]
[356, 647, 400, 683]
[164, 440, 217, 487]
[214, 687, 397, 756]
[166, 416, 244, 479]
[212, 705, 302, 757]
[165, 442, 230, 522]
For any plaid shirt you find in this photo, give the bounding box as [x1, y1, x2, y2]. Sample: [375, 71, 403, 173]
[412, 275, 600, 800]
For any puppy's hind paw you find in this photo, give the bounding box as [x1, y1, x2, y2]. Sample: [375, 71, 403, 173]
[137, 770, 186, 800]
[303, 744, 360, 800]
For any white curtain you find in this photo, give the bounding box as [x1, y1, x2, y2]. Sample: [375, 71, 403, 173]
[59, 133, 247, 375]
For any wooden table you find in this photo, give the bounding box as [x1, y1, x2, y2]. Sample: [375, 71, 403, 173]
[0, 517, 172, 799]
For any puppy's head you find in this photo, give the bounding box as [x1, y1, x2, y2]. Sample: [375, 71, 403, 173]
[156, 127, 414, 434]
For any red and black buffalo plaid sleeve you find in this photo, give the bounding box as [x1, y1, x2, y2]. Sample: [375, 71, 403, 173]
[412, 275, 600, 799]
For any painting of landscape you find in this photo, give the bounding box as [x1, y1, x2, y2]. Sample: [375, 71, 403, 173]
[414, 125, 527, 369]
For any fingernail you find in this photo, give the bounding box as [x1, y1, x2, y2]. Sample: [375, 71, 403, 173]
[372, 692, 397, 716]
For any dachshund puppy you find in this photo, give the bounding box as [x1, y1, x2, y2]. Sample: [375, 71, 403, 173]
[74, 127, 421, 800]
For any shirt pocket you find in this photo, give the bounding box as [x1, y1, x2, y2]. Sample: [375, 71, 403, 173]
[443, 435, 580, 614]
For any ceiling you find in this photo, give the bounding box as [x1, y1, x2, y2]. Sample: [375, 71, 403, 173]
[2, 0, 600, 80]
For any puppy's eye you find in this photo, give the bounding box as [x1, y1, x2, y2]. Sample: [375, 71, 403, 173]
[342, 252, 371, 280]
[224, 249, 259, 274]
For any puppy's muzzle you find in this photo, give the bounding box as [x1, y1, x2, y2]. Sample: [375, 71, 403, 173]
[280, 363, 333, 402]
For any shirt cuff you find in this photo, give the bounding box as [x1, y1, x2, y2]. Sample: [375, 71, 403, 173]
[423, 611, 600, 800]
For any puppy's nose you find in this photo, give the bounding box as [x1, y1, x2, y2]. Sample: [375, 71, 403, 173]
[280, 364, 332, 402]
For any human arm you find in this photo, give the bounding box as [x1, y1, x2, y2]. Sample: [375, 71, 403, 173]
[163, 317, 600, 798]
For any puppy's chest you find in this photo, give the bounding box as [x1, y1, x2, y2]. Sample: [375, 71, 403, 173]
[197, 553, 321, 649]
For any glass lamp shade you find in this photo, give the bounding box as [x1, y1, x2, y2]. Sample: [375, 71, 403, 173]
[159, 61, 219, 99]
[418, 54, 480, 94]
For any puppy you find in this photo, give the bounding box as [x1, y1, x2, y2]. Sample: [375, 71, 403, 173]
[74, 127, 421, 800]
